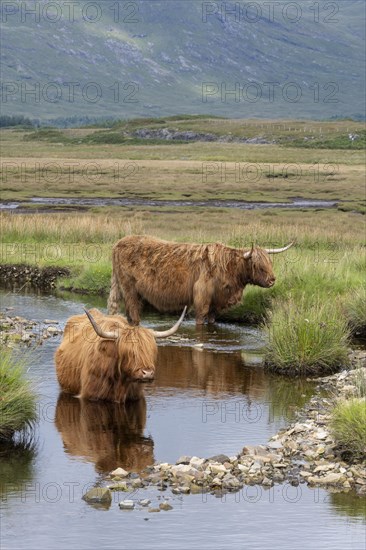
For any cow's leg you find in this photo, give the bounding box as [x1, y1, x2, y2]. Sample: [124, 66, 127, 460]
[120, 278, 142, 325]
[193, 275, 214, 325]
[107, 271, 123, 314]
[207, 309, 216, 324]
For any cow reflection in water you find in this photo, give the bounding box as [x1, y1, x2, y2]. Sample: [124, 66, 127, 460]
[156, 345, 268, 398]
[55, 393, 154, 473]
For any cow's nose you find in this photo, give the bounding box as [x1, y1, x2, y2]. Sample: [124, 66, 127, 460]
[269, 277, 276, 286]
[141, 369, 154, 380]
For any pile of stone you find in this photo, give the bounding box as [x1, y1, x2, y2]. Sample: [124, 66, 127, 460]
[0, 310, 62, 347]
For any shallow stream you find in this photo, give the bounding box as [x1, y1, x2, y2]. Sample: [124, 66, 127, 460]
[0, 290, 365, 549]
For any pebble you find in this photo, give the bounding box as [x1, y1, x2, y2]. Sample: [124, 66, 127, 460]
[111, 467, 129, 477]
[159, 502, 173, 511]
[82, 488, 112, 504]
[119, 500, 135, 510]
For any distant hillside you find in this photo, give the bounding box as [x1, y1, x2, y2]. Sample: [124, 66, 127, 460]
[1, 0, 365, 122]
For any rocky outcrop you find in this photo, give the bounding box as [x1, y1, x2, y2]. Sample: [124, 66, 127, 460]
[132, 128, 271, 144]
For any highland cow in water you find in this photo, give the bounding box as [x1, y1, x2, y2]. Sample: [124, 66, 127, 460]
[55, 307, 186, 402]
[107, 235, 293, 325]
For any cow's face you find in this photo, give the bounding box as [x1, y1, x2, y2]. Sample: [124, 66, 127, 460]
[116, 326, 157, 382]
[244, 248, 276, 288]
[84, 307, 187, 383]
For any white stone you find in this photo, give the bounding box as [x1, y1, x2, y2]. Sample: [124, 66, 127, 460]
[209, 464, 227, 475]
[190, 457, 205, 467]
[119, 500, 135, 510]
[111, 467, 129, 477]
[314, 430, 328, 440]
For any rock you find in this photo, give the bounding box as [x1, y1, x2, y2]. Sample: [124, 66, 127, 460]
[46, 326, 59, 335]
[148, 508, 161, 513]
[249, 461, 262, 472]
[209, 463, 227, 475]
[139, 499, 151, 507]
[159, 502, 173, 511]
[211, 477, 222, 486]
[82, 487, 112, 504]
[179, 486, 190, 494]
[43, 319, 59, 324]
[190, 484, 203, 494]
[244, 445, 269, 456]
[176, 456, 191, 465]
[314, 464, 336, 473]
[355, 478, 366, 486]
[308, 473, 346, 485]
[267, 440, 283, 450]
[111, 467, 129, 477]
[119, 500, 135, 510]
[131, 478, 143, 488]
[109, 482, 128, 491]
[208, 454, 230, 464]
[262, 477, 273, 486]
[314, 430, 328, 440]
[190, 457, 205, 468]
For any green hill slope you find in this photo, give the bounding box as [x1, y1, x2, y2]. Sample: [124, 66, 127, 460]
[1, 0, 365, 121]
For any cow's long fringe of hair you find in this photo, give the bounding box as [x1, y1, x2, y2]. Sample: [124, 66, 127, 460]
[55, 309, 157, 402]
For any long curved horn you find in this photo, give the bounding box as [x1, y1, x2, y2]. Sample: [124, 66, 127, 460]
[243, 243, 254, 259]
[264, 242, 295, 254]
[84, 308, 118, 340]
[152, 306, 187, 339]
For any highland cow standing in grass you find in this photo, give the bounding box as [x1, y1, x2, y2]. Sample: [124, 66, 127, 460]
[107, 235, 293, 325]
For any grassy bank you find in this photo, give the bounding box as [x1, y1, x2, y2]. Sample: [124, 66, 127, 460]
[0, 348, 37, 440]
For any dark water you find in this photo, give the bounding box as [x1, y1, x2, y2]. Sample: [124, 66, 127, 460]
[0, 290, 365, 550]
[0, 196, 338, 213]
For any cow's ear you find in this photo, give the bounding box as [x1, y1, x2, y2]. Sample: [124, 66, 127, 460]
[97, 339, 116, 357]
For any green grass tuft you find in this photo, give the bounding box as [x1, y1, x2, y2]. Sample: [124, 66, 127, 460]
[330, 398, 366, 461]
[344, 288, 366, 337]
[0, 348, 37, 439]
[264, 297, 351, 376]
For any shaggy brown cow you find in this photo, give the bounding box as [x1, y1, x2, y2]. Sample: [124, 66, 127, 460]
[55, 307, 186, 402]
[107, 235, 293, 325]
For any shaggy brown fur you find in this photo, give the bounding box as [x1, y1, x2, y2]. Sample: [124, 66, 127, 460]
[55, 393, 153, 472]
[55, 308, 157, 402]
[108, 235, 276, 325]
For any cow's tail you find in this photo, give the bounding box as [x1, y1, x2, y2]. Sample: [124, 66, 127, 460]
[107, 269, 122, 315]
